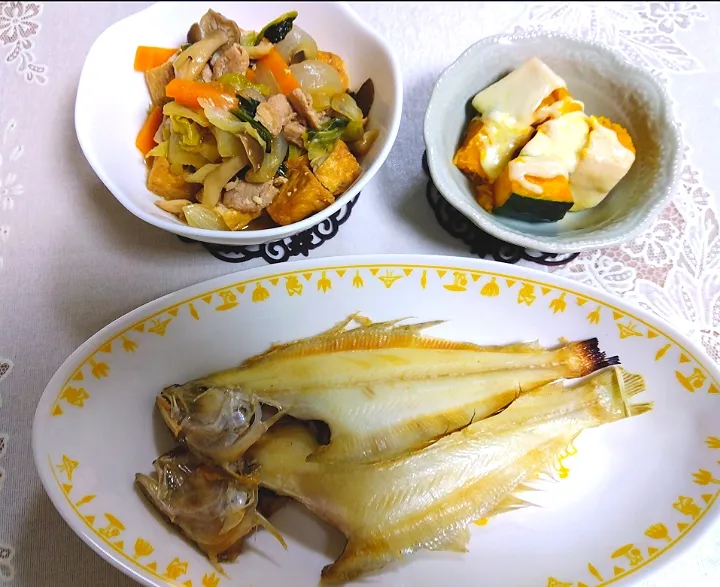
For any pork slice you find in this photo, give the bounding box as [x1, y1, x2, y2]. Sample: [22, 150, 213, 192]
[288, 88, 326, 130]
[212, 45, 249, 79]
[255, 94, 295, 136]
[282, 120, 308, 147]
[223, 180, 279, 214]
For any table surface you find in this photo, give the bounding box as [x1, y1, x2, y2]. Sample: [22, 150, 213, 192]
[1, 2, 720, 585]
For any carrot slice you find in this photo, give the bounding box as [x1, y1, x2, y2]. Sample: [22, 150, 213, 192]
[258, 48, 299, 94]
[134, 46, 178, 72]
[165, 79, 238, 110]
[245, 67, 256, 82]
[136, 106, 164, 155]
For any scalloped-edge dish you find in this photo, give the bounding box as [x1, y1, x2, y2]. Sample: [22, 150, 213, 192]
[424, 31, 682, 253]
[33, 254, 720, 587]
[75, 2, 402, 246]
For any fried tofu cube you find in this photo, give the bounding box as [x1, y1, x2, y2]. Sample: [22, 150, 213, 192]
[144, 57, 175, 106]
[215, 203, 258, 231]
[316, 51, 349, 91]
[314, 140, 361, 196]
[267, 157, 335, 226]
[147, 156, 199, 200]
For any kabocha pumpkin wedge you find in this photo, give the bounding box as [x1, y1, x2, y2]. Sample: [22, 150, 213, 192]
[453, 57, 637, 221]
[492, 111, 589, 222]
[156, 314, 619, 465]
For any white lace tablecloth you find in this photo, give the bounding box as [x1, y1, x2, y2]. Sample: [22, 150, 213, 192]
[1, 2, 719, 585]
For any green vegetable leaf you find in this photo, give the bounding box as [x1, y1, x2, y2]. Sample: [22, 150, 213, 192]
[217, 72, 271, 97]
[232, 108, 273, 152]
[255, 11, 298, 45]
[170, 117, 203, 151]
[238, 96, 260, 117]
[288, 143, 304, 160]
[304, 117, 348, 170]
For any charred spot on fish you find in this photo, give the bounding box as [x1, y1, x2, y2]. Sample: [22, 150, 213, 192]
[570, 337, 621, 376]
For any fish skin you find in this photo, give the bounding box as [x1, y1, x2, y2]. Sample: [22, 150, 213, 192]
[248, 367, 648, 583]
[162, 316, 618, 465]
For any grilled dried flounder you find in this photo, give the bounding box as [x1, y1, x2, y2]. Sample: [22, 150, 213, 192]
[135, 448, 284, 564]
[248, 367, 650, 583]
[158, 314, 619, 465]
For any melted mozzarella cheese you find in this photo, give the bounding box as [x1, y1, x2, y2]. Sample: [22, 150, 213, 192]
[569, 117, 636, 211]
[508, 112, 590, 194]
[472, 57, 567, 128]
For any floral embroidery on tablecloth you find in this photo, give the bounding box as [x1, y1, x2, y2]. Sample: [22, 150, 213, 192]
[509, 3, 719, 362]
[0, 358, 14, 583]
[0, 119, 22, 273]
[0, 2, 47, 84]
[514, 2, 706, 73]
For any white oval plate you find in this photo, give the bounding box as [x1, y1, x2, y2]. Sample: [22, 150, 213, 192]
[34, 255, 720, 587]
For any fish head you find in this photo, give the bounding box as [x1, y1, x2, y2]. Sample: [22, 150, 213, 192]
[157, 381, 261, 463]
[135, 448, 258, 560]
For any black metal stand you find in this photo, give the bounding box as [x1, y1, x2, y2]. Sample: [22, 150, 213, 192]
[422, 152, 580, 266]
[178, 195, 359, 264]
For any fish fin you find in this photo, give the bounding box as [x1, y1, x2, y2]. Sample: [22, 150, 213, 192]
[489, 493, 536, 516]
[630, 402, 653, 416]
[619, 368, 647, 398]
[321, 537, 390, 584]
[239, 315, 520, 368]
[255, 511, 288, 550]
[208, 554, 227, 576]
[350, 313, 373, 327]
[429, 527, 471, 553]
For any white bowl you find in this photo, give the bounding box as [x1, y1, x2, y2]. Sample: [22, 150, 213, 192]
[75, 1, 402, 245]
[424, 31, 682, 254]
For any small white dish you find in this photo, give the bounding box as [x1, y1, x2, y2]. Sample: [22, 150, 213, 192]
[424, 31, 682, 253]
[34, 254, 720, 587]
[75, 2, 402, 245]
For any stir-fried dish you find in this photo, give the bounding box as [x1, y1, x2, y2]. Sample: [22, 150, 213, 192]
[453, 57, 636, 223]
[134, 10, 377, 231]
[137, 314, 652, 582]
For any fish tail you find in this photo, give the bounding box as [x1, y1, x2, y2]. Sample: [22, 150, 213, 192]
[614, 367, 651, 417]
[630, 402, 654, 416]
[567, 337, 620, 377]
[581, 367, 652, 423]
[619, 369, 646, 398]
